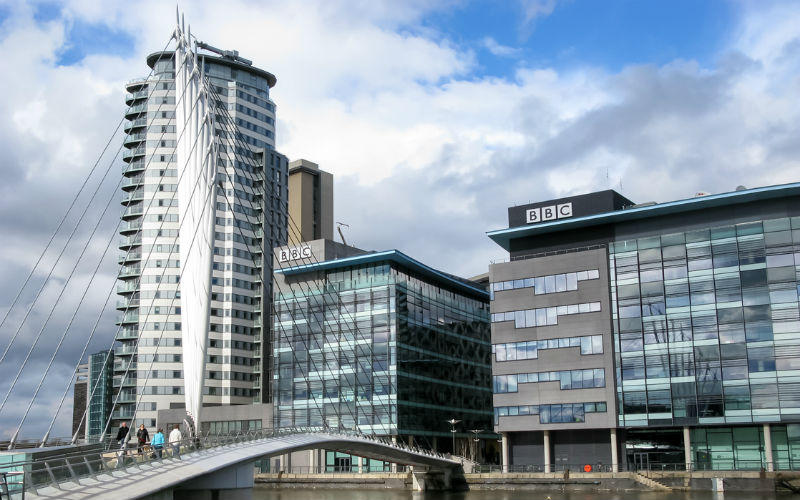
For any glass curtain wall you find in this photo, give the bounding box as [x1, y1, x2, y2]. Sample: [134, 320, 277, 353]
[610, 216, 800, 428]
[272, 260, 492, 448]
[87, 351, 114, 439]
[273, 263, 396, 434]
[395, 272, 491, 447]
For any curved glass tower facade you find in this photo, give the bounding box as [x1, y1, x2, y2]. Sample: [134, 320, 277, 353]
[115, 47, 288, 430]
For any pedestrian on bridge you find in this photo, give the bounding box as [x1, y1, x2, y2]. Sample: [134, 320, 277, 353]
[136, 424, 150, 456]
[169, 424, 182, 459]
[116, 422, 129, 451]
[151, 429, 165, 458]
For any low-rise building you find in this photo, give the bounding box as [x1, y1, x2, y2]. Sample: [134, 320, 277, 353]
[488, 183, 800, 471]
[271, 239, 493, 470]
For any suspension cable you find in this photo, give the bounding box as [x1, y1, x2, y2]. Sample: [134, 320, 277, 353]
[62, 47, 202, 445]
[0, 34, 176, 367]
[1, 47, 194, 446]
[207, 82, 396, 437]
[103, 82, 214, 442]
[35, 45, 194, 447]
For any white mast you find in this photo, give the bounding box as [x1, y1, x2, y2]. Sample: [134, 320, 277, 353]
[174, 11, 216, 436]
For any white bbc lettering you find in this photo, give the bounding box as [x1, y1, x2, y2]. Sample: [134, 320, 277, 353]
[525, 202, 574, 225]
[278, 245, 312, 263]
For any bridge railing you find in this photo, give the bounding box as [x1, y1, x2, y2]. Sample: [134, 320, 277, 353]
[0, 427, 451, 496]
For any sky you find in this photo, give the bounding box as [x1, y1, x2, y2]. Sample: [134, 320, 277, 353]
[0, 0, 800, 439]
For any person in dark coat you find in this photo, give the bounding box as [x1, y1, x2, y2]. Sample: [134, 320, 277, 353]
[136, 424, 150, 455]
[116, 422, 129, 448]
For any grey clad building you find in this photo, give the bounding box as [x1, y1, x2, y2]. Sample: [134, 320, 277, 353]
[488, 183, 800, 471]
[271, 239, 493, 471]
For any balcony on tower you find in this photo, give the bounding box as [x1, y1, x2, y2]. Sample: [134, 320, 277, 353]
[122, 146, 145, 162]
[124, 89, 149, 106]
[124, 117, 148, 134]
[121, 189, 144, 205]
[119, 234, 142, 250]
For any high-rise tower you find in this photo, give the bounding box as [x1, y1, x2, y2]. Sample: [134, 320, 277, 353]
[287, 159, 333, 244]
[115, 43, 288, 429]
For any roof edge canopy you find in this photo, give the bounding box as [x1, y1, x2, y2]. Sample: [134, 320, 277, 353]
[487, 182, 800, 251]
[276, 250, 489, 300]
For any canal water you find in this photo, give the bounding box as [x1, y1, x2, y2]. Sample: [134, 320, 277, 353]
[237, 488, 793, 500]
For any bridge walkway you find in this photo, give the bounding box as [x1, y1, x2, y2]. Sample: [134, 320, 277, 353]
[20, 432, 460, 500]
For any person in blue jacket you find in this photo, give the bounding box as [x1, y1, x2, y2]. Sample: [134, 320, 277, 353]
[151, 428, 165, 458]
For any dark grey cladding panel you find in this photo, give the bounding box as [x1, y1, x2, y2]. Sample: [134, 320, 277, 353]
[613, 196, 800, 240]
[509, 429, 612, 467]
[508, 190, 634, 228]
[509, 224, 614, 258]
[509, 194, 800, 259]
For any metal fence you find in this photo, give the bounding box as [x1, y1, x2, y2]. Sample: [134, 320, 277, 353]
[474, 460, 800, 474]
[0, 427, 452, 498]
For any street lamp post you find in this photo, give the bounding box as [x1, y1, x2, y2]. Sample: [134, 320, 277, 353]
[470, 429, 483, 463]
[446, 419, 461, 455]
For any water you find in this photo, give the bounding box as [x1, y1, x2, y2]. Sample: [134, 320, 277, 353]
[237, 488, 791, 500]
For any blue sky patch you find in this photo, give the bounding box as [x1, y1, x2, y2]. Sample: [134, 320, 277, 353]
[422, 0, 735, 78]
[33, 2, 61, 23]
[55, 20, 135, 66]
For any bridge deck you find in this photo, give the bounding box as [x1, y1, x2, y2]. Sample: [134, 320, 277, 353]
[24, 433, 459, 499]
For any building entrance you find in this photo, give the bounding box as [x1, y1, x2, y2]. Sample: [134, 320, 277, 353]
[624, 429, 684, 471]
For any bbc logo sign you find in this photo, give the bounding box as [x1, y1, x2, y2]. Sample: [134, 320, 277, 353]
[526, 202, 573, 224]
[278, 245, 312, 263]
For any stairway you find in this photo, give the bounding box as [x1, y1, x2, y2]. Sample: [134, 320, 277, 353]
[632, 472, 673, 491]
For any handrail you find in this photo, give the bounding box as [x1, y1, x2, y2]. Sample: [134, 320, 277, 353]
[0, 429, 457, 494]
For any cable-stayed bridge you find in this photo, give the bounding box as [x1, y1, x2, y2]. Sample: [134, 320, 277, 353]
[8, 431, 462, 499]
[0, 12, 475, 499]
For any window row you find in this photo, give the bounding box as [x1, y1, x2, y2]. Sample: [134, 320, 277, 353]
[609, 217, 800, 255]
[492, 335, 604, 361]
[494, 368, 605, 393]
[490, 269, 599, 299]
[494, 402, 608, 424]
[491, 302, 601, 327]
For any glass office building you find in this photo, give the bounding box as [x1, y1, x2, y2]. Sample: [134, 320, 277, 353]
[488, 183, 800, 471]
[272, 239, 492, 456]
[87, 350, 114, 439]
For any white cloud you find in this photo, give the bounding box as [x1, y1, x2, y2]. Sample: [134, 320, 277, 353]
[519, 0, 559, 25]
[2, 0, 800, 438]
[482, 36, 521, 57]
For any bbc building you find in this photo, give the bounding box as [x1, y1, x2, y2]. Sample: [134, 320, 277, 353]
[487, 182, 800, 472]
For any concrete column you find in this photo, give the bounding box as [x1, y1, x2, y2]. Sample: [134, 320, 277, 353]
[391, 435, 398, 473]
[683, 426, 692, 472]
[357, 455, 363, 474]
[764, 423, 774, 472]
[610, 428, 619, 472]
[501, 432, 509, 472]
[408, 436, 415, 472]
[543, 430, 551, 474]
[308, 449, 315, 474]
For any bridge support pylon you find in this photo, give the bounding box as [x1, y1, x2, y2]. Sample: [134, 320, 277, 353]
[411, 467, 458, 491]
[173, 460, 255, 499]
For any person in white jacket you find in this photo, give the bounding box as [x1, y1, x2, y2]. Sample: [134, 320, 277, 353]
[169, 424, 182, 459]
